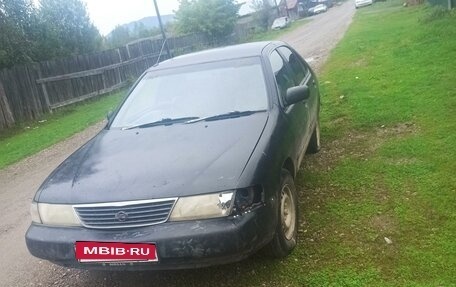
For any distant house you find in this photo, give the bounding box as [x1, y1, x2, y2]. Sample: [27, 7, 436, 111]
[279, 0, 305, 19]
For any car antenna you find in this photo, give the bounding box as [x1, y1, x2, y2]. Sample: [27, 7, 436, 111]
[153, 38, 169, 67]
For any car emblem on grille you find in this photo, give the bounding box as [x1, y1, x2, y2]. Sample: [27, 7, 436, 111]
[115, 211, 129, 222]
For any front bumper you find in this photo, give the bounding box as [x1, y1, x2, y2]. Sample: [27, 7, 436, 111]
[25, 208, 274, 270]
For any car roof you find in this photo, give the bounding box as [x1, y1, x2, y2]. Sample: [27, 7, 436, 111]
[147, 41, 285, 71]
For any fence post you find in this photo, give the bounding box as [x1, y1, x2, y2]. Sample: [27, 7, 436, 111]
[36, 65, 52, 113]
[126, 44, 131, 59]
[116, 48, 123, 84]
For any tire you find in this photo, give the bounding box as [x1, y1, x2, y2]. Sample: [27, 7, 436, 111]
[268, 169, 298, 258]
[306, 117, 321, 154]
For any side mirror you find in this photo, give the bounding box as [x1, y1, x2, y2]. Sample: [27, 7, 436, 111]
[285, 85, 310, 106]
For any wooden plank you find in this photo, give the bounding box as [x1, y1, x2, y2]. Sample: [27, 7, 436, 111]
[7, 67, 26, 122]
[116, 48, 122, 84]
[50, 82, 128, 110]
[36, 52, 160, 84]
[0, 80, 15, 129]
[36, 65, 52, 113]
[24, 65, 42, 119]
[28, 64, 46, 116]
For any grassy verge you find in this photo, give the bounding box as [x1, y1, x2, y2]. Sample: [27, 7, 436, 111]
[0, 91, 125, 169]
[295, 2, 456, 285]
[247, 18, 310, 42]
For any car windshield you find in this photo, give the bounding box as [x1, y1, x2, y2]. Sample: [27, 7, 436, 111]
[110, 57, 268, 129]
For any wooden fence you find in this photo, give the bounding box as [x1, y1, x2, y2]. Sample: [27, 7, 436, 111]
[0, 33, 210, 130]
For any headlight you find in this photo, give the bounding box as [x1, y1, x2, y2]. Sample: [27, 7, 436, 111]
[30, 202, 41, 224]
[31, 203, 81, 226]
[169, 191, 235, 221]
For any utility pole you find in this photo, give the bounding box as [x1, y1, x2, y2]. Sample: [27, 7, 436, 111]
[153, 0, 171, 58]
[284, 0, 289, 17]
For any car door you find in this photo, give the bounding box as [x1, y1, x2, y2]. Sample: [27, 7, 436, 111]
[268, 49, 308, 165]
[277, 46, 316, 162]
[283, 47, 319, 131]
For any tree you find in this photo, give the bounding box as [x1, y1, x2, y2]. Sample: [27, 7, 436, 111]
[107, 25, 131, 48]
[106, 23, 163, 49]
[0, 0, 36, 68]
[251, 0, 274, 30]
[35, 0, 102, 59]
[0, 0, 102, 68]
[174, 0, 240, 40]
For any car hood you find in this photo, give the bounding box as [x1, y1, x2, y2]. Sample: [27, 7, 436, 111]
[36, 113, 269, 204]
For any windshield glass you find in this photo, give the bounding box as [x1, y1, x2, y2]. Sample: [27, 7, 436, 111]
[111, 57, 268, 129]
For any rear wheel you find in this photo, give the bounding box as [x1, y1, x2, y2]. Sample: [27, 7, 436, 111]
[268, 169, 298, 258]
[307, 117, 321, 154]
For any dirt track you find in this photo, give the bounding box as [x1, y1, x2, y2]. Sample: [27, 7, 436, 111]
[0, 3, 354, 286]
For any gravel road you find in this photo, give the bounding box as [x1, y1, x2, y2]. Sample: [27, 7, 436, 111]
[0, 3, 354, 286]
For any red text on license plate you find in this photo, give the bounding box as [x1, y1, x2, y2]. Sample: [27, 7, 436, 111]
[75, 241, 158, 262]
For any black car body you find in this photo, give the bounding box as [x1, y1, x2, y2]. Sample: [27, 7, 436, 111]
[25, 41, 321, 270]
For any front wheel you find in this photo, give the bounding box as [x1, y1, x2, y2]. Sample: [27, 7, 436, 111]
[268, 169, 298, 258]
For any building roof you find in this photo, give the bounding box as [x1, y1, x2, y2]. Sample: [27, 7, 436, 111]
[282, 0, 299, 9]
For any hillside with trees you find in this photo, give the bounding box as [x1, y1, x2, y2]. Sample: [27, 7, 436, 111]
[106, 15, 174, 49]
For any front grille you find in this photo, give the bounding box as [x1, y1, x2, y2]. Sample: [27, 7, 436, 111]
[73, 198, 177, 229]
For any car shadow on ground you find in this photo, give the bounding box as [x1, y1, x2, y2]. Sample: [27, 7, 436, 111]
[78, 252, 285, 287]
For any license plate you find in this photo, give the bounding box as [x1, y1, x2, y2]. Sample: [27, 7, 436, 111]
[75, 241, 158, 263]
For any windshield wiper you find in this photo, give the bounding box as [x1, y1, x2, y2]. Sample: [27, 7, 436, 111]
[122, 117, 199, 130]
[185, 110, 266, 124]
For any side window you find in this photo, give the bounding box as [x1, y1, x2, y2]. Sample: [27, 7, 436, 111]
[278, 47, 309, 84]
[269, 50, 295, 101]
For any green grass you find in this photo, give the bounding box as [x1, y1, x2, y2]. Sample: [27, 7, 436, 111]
[246, 18, 310, 42]
[297, 2, 456, 285]
[0, 92, 125, 169]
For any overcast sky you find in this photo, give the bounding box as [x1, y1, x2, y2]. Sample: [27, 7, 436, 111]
[81, 0, 255, 35]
